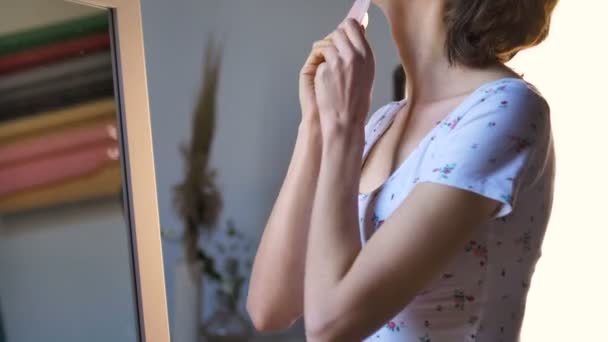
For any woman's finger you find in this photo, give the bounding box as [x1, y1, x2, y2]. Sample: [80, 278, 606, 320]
[320, 44, 340, 68]
[341, 18, 370, 55]
[330, 28, 356, 62]
[303, 29, 337, 66]
[301, 39, 332, 75]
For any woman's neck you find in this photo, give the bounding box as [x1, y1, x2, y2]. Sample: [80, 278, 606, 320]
[381, 1, 508, 105]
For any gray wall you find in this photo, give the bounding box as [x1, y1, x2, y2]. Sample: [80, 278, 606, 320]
[140, 0, 400, 336]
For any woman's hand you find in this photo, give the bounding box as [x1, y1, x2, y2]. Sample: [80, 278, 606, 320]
[299, 33, 332, 125]
[314, 19, 375, 136]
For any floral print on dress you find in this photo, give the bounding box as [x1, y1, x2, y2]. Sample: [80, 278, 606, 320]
[385, 320, 405, 332]
[432, 163, 456, 180]
[509, 136, 533, 153]
[453, 290, 476, 310]
[515, 231, 533, 252]
[443, 116, 463, 130]
[465, 240, 489, 266]
[419, 334, 431, 342]
[358, 78, 553, 342]
[372, 213, 385, 229]
[484, 84, 508, 95]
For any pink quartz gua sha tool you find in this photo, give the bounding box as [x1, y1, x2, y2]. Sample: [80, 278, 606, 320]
[345, 0, 371, 29]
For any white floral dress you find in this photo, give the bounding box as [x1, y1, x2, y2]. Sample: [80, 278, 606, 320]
[358, 78, 555, 342]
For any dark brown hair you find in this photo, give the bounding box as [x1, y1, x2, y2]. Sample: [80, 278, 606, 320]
[443, 0, 559, 68]
[393, 65, 406, 101]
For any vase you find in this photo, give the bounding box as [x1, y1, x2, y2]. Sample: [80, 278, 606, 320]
[200, 291, 252, 342]
[173, 258, 203, 342]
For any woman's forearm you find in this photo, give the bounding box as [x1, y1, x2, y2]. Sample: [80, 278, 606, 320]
[308, 126, 364, 284]
[305, 124, 365, 339]
[247, 119, 322, 331]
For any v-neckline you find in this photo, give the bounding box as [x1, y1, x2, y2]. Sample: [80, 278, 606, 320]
[358, 77, 526, 197]
[358, 99, 438, 197]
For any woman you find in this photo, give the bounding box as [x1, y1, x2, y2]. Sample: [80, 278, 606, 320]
[247, 0, 558, 341]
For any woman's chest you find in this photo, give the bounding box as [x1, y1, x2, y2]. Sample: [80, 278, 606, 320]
[359, 109, 448, 195]
[357, 154, 427, 244]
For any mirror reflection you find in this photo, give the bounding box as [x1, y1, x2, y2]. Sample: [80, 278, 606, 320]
[0, 1, 139, 342]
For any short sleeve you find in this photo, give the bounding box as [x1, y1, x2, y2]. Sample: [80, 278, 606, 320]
[418, 82, 551, 218]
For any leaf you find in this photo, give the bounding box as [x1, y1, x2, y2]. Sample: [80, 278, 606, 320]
[197, 250, 222, 281]
[225, 258, 239, 276]
[226, 219, 237, 237]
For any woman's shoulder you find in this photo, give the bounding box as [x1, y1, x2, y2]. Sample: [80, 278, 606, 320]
[455, 78, 552, 136]
[470, 78, 550, 118]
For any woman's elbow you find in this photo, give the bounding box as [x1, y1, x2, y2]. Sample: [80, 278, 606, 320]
[305, 321, 344, 342]
[305, 302, 361, 342]
[246, 296, 297, 333]
[304, 309, 344, 342]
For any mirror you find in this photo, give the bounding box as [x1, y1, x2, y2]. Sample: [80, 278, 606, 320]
[0, 1, 168, 341]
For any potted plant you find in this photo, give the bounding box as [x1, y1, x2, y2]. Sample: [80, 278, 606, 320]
[200, 219, 253, 341]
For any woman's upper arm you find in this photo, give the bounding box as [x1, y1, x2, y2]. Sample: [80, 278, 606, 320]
[311, 183, 499, 341]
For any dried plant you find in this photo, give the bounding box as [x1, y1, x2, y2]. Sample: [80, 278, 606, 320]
[172, 38, 223, 277]
[211, 219, 254, 311]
